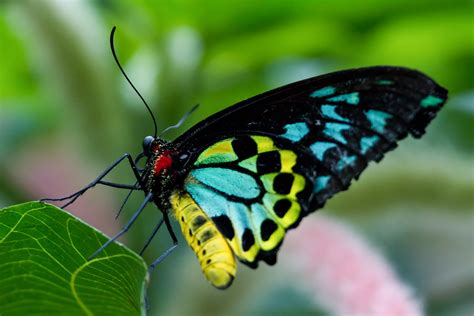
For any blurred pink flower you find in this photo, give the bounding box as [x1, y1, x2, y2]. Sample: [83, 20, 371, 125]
[282, 214, 423, 316]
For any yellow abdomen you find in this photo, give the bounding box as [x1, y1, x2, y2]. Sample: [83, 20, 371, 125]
[170, 191, 237, 289]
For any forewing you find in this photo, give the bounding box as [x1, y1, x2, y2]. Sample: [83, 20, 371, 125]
[174, 66, 447, 155]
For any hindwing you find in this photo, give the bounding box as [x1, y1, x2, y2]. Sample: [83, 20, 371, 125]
[183, 135, 312, 266]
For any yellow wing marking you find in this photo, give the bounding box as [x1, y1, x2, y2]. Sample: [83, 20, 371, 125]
[196, 139, 238, 165]
[279, 150, 298, 172]
[228, 231, 260, 263]
[260, 173, 306, 199]
[262, 193, 302, 228]
[251, 135, 275, 152]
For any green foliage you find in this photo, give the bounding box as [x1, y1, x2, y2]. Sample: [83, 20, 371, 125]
[0, 202, 147, 316]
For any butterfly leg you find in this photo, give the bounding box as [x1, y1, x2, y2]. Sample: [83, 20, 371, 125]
[41, 153, 144, 208]
[139, 217, 164, 255]
[88, 192, 153, 259]
[163, 211, 178, 244]
[114, 180, 140, 220]
[148, 213, 178, 272]
[148, 244, 178, 271]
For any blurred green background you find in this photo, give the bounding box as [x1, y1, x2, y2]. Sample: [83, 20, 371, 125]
[0, 0, 473, 315]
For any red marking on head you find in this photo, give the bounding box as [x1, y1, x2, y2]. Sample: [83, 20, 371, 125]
[154, 150, 173, 174]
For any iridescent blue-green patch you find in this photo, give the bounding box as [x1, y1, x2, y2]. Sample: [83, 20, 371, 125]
[238, 156, 258, 173]
[336, 155, 357, 171]
[420, 95, 443, 108]
[310, 86, 336, 98]
[327, 92, 359, 105]
[186, 182, 228, 218]
[310, 142, 337, 160]
[365, 110, 392, 133]
[321, 105, 349, 122]
[314, 176, 330, 193]
[251, 203, 270, 225]
[360, 135, 379, 154]
[281, 122, 309, 142]
[191, 168, 260, 199]
[226, 202, 251, 242]
[251, 203, 272, 241]
[323, 123, 350, 144]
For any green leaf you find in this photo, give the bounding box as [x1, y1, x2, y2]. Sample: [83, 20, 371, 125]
[0, 202, 148, 316]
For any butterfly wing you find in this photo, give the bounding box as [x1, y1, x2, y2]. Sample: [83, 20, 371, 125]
[172, 66, 447, 267]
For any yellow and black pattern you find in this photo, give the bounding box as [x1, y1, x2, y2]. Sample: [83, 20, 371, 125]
[182, 135, 311, 268]
[170, 191, 236, 289]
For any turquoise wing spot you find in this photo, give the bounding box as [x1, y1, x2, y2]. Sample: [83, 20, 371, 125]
[190, 168, 260, 199]
[251, 203, 269, 234]
[323, 123, 351, 144]
[186, 182, 228, 218]
[260, 173, 276, 193]
[314, 176, 330, 193]
[281, 122, 309, 142]
[420, 95, 443, 108]
[365, 110, 392, 133]
[321, 105, 349, 122]
[360, 135, 380, 154]
[336, 155, 357, 171]
[310, 86, 336, 98]
[226, 202, 251, 243]
[238, 156, 258, 173]
[327, 92, 360, 105]
[309, 142, 337, 160]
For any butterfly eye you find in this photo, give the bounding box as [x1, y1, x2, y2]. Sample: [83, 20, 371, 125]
[143, 136, 156, 157]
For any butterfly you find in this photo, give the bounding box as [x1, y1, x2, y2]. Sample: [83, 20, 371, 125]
[42, 27, 448, 290]
[155, 66, 448, 289]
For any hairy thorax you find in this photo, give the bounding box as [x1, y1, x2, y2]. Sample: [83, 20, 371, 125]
[144, 138, 182, 210]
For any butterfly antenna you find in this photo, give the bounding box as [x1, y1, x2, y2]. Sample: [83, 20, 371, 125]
[159, 103, 200, 136]
[110, 26, 158, 138]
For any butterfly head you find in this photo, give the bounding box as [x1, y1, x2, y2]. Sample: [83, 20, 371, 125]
[142, 135, 156, 157]
[142, 136, 169, 156]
